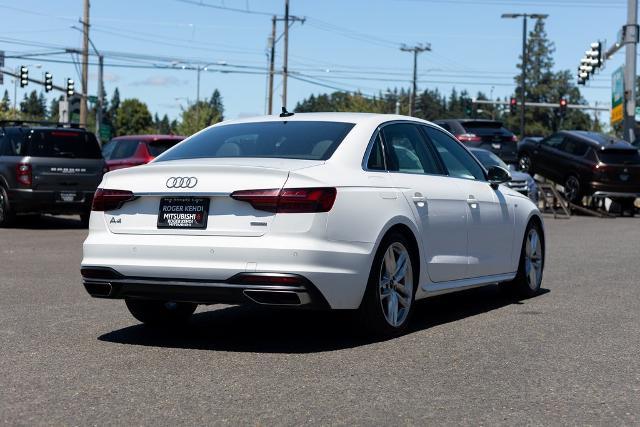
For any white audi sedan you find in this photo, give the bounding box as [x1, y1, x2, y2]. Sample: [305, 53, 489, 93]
[81, 113, 545, 336]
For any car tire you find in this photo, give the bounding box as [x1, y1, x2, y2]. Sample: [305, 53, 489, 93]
[518, 154, 533, 174]
[125, 299, 197, 327]
[0, 186, 14, 227]
[502, 221, 544, 298]
[79, 210, 91, 227]
[358, 232, 417, 337]
[563, 175, 582, 204]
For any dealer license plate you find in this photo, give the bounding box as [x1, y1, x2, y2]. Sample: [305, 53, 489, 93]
[157, 197, 210, 229]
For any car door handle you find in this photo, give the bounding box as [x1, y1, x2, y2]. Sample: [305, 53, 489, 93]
[412, 193, 426, 207]
[466, 196, 478, 208]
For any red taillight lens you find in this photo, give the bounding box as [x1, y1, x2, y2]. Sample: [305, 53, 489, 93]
[16, 163, 32, 187]
[230, 187, 337, 213]
[456, 133, 482, 143]
[91, 188, 134, 211]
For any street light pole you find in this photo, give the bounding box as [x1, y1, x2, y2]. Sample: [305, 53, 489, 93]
[282, 0, 290, 110]
[623, 0, 638, 143]
[501, 13, 548, 139]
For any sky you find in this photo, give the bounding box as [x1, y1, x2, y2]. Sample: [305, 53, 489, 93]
[0, 0, 629, 125]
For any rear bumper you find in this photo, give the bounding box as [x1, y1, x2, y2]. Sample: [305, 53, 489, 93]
[82, 268, 330, 309]
[8, 188, 93, 214]
[588, 182, 640, 199]
[82, 228, 375, 310]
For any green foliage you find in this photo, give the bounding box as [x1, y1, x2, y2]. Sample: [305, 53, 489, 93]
[176, 91, 225, 136]
[114, 98, 153, 136]
[19, 90, 47, 119]
[0, 90, 10, 113]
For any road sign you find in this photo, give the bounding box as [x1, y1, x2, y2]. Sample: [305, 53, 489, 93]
[87, 95, 98, 103]
[611, 66, 624, 125]
[99, 123, 112, 142]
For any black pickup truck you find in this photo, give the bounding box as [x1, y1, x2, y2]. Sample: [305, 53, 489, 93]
[0, 121, 106, 226]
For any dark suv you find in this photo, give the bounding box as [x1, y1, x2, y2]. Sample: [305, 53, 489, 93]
[518, 130, 640, 205]
[433, 119, 518, 163]
[0, 121, 106, 226]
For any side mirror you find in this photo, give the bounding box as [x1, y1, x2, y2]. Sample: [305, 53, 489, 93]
[487, 165, 511, 189]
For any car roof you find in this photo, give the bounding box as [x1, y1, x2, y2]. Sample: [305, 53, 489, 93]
[216, 112, 432, 127]
[560, 130, 635, 150]
[434, 118, 503, 124]
[110, 134, 185, 142]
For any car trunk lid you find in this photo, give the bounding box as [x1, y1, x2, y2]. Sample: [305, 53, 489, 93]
[102, 158, 323, 236]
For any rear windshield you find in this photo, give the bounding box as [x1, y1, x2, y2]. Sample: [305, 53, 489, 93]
[106, 140, 139, 160]
[148, 139, 183, 157]
[461, 121, 512, 135]
[596, 149, 640, 164]
[156, 121, 355, 162]
[16, 130, 102, 159]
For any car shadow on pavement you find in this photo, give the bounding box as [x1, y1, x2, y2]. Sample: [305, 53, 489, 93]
[8, 214, 85, 230]
[98, 285, 550, 354]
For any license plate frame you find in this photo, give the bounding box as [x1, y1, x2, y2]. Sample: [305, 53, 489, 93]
[57, 191, 79, 203]
[157, 197, 210, 229]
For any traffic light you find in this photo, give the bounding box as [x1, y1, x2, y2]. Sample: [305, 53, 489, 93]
[577, 41, 602, 86]
[559, 98, 568, 118]
[44, 72, 53, 92]
[19, 66, 28, 87]
[66, 78, 74, 97]
[509, 97, 517, 115]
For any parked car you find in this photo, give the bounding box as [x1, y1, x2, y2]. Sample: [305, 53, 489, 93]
[81, 113, 545, 336]
[0, 121, 105, 226]
[518, 130, 640, 207]
[469, 147, 538, 203]
[433, 119, 518, 163]
[102, 135, 184, 171]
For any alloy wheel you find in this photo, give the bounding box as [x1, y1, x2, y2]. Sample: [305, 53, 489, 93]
[524, 228, 543, 291]
[518, 155, 532, 173]
[378, 242, 413, 327]
[564, 176, 580, 203]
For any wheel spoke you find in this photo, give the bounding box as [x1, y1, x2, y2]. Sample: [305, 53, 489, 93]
[380, 288, 392, 300]
[383, 248, 396, 276]
[387, 292, 399, 326]
[393, 252, 408, 281]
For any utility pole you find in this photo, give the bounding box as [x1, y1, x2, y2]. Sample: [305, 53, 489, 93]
[268, 15, 276, 115]
[80, 0, 90, 127]
[400, 43, 430, 116]
[501, 13, 548, 139]
[97, 54, 104, 137]
[282, 0, 290, 110]
[623, 0, 638, 144]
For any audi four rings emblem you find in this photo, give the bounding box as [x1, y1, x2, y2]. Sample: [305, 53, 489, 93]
[166, 177, 198, 188]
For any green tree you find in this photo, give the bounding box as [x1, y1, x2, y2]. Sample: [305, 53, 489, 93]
[208, 89, 224, 121]
[506, 18, 591, 136]
[20, 90, 46, 119]
[114, 98, 153, 136]
[177, 101, 223, 136]
[0, 90, 10, 113]
[48, 95, 64, 122]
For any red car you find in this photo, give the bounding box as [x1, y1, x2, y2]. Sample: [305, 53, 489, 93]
[102, 135, 185, 171]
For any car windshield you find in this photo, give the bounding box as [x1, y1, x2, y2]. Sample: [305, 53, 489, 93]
[597, 149, 640, 164]
[471, 149, 508, 170]
[25, 130, 102, 159]
[156, 121, 355, 162]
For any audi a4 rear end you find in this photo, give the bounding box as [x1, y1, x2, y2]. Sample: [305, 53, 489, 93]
[82, 113, 545, 336]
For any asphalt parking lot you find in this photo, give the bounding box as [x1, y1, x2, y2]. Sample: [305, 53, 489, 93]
[1, 214, 639, 425]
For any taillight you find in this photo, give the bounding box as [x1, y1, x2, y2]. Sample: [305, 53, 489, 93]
[230, 187, 337, 213]
[456, 133, 482, 143]
[91, 188, 134, 211]
[16, 163, 32, 187]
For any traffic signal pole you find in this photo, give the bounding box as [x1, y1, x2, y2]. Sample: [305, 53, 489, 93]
[80, 0, 90, 128]
[623, 0, 638, 144]
[520, 16, 527, 139]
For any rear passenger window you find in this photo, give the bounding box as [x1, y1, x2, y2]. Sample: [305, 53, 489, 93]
[423, 126, 485, 181]
[562, 139, 589, 156]
[366, 133, 386, 171]
[382, 123, 441, 175]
